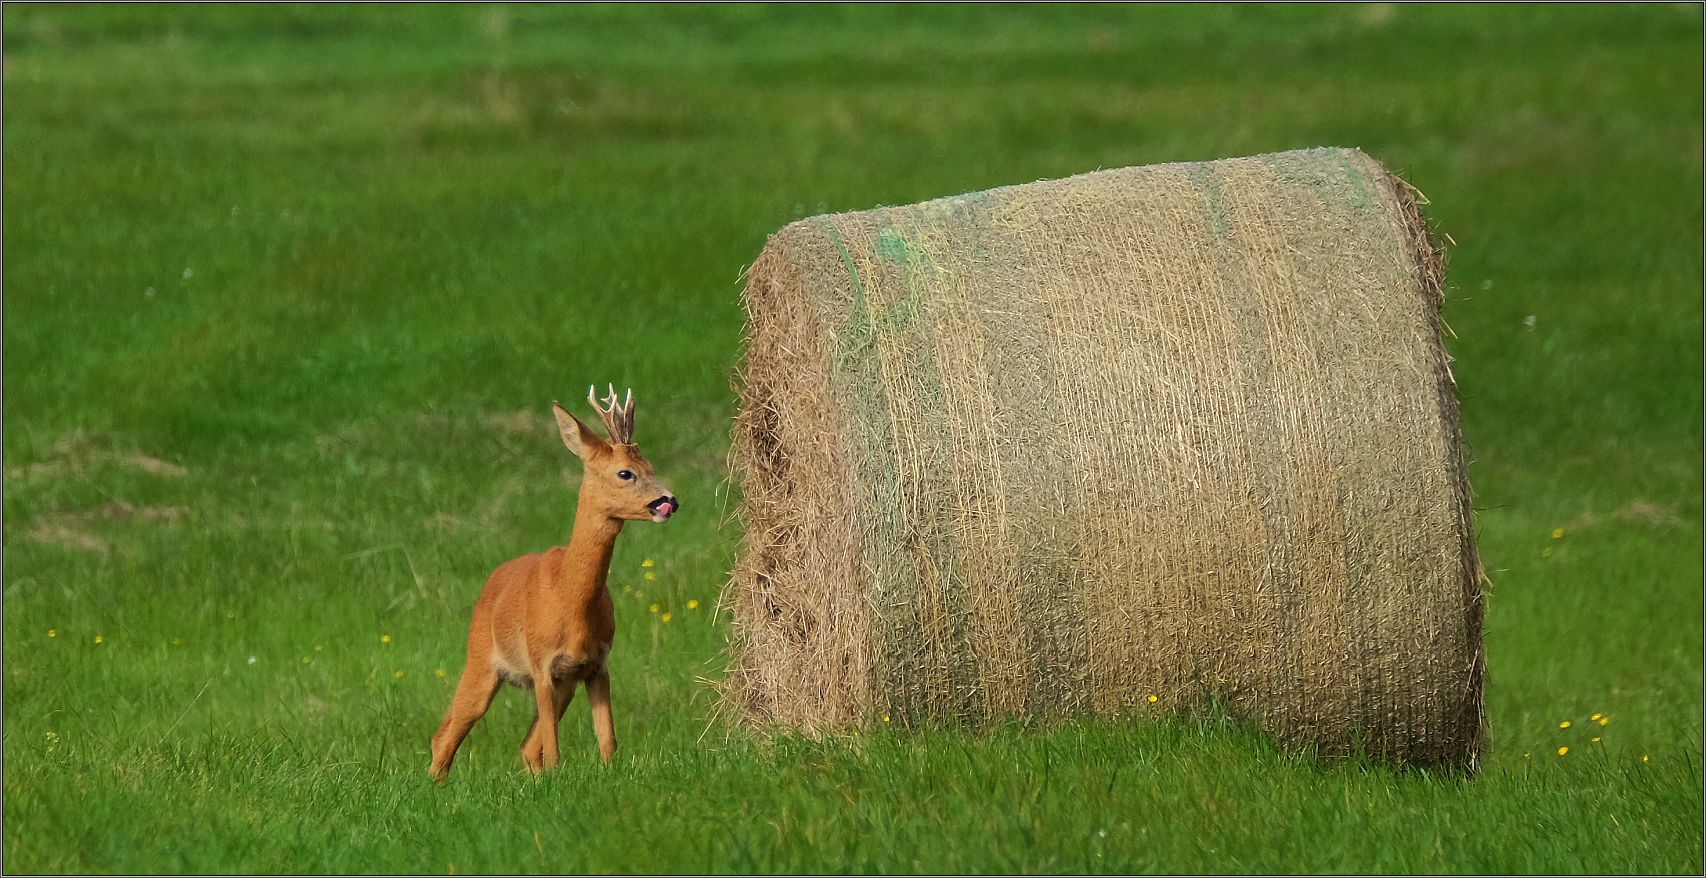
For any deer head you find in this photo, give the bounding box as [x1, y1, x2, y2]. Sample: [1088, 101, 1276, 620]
[552, 385, 679, 523]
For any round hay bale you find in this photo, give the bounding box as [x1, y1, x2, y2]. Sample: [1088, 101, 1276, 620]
[726, 147, 1484, 770]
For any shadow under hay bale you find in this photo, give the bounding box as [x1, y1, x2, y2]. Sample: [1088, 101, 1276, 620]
[725, 147, 1484, 771]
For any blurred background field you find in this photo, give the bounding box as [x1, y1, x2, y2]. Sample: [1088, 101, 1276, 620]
[2, 4, 1701, 873]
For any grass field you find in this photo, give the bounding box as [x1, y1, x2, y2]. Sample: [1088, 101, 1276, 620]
[3, 4, 1702, 873]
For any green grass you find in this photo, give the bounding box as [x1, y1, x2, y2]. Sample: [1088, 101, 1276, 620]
[3, 3, 1701, 873]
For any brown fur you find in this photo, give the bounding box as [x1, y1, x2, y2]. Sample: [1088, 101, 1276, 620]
[429, 390, 676, 782]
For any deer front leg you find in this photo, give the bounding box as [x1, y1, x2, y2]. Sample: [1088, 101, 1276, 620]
[520, 676, 575, 771]
[522, 666, 563, 774]
[586, 666, 618, 764]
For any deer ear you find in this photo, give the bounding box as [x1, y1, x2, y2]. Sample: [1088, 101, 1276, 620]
[552, 401, 606, 460]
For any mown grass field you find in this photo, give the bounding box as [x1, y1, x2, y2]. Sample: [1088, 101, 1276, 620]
[3, 4, 1702, 873]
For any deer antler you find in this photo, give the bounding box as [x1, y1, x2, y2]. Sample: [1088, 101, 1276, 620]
[587, 383, 636, 445]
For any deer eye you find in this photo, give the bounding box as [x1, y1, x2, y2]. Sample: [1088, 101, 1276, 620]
[616, 469, 635, 481]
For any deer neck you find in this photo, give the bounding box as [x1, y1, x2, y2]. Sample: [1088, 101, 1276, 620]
[559, 493, 623, 608]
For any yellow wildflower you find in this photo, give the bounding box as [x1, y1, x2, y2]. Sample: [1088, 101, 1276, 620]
[436, 668, 447, 678]
[1557, 746, 1568, 756]
[393, 670, 405, 679]
[301, 656, 311, 664]
[1590, 713, 1601, 721]
[649, 603, 660, 614]
[1591, 737, 1601, 743]
[1551, 528, 1564, 539]
[644, 571, 656, 582]
[314, 644, 323, 652]
[1598, 716, 1609, 726]
[381, 634, 392, 644]
[687, 599, 700, 610]
[882, 714, 891, 723]
[1147, 694, 1159, 703]
[1559, 720, 1571, 729]
[94, 635, 104, 645]
[47, 629, 57, 639]
[642, 559, 654, 568]
[1642, 754, 1649, 763]
[661, 613, 672, 623]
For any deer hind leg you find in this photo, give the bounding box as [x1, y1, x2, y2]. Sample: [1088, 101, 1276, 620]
[586, 667, 617, 764]
[428, 663, 502, 783]
[520, 674, 575, 774]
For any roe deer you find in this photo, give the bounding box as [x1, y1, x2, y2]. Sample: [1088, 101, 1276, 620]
[429, 386, 678, 782]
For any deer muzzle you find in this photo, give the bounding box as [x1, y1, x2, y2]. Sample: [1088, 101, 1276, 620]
[647, 495, 679, 522]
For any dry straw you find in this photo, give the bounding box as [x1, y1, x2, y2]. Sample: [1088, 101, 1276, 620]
[725, 147, 1484, 770]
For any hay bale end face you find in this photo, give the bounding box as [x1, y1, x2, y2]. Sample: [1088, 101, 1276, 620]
[726, 147, 1483, 769]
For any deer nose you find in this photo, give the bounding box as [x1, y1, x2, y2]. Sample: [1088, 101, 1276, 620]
[648, 495, 679, 519]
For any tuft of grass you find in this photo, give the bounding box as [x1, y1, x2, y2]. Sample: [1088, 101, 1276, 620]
[3, 4, 1701, 873]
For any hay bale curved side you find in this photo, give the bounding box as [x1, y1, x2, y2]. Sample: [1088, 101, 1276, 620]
[726, 147, 1483, 769]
